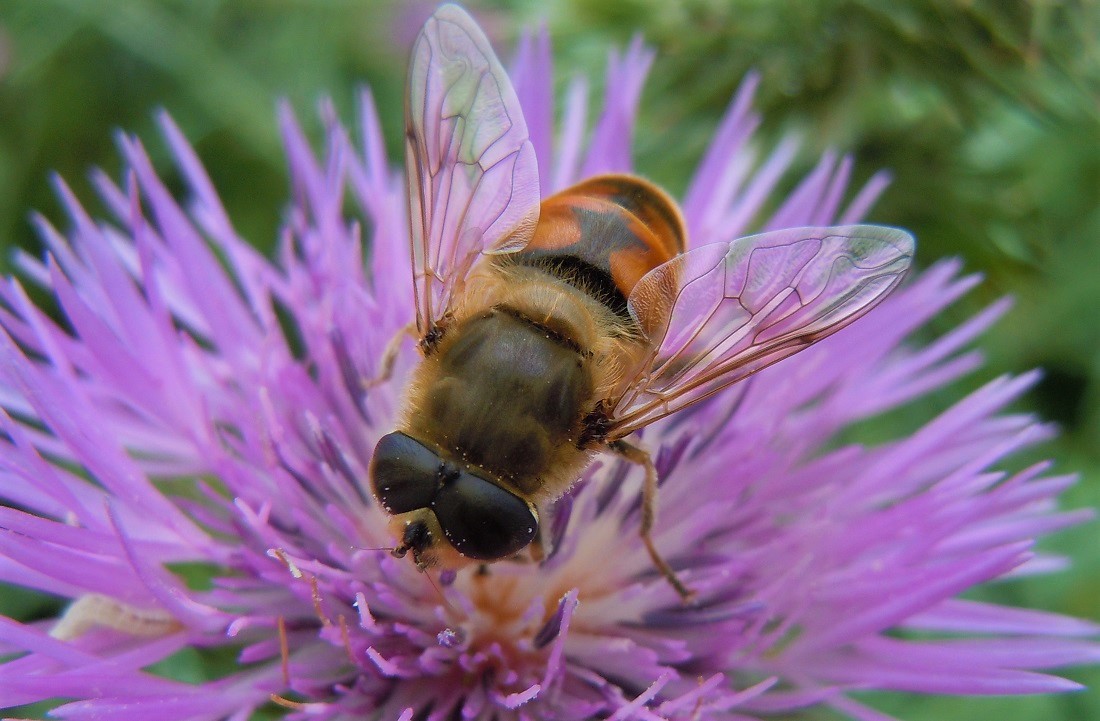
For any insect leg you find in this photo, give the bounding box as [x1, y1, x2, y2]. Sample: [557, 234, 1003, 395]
[364, 321, 418, 388]
[608, 439, 694, 601]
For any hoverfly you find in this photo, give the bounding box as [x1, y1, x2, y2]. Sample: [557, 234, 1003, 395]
[369, 4, 914, 598]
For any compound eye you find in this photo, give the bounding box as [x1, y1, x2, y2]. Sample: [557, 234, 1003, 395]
[433, 472, 538, 561]
[370, 433, 440, 514]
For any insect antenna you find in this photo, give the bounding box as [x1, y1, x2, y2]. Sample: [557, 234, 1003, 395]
[348, 542, 407, 557]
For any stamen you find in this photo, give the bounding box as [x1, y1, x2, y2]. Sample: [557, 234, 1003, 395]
[339, 615, 356, 664]
[267, 548, 303, 579]
[307, 575, 332, 627]
[277, 615, 290, 686]
[436, 627, 465, 648]
[270, 694, 309, 710]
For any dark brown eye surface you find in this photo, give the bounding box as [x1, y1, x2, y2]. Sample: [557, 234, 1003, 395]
[370, 432, 440, 514]
[433, 472, 538, 561]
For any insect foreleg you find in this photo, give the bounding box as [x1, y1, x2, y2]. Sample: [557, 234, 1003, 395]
[608, 439, 694, 601]
[365, 321, 418, 388]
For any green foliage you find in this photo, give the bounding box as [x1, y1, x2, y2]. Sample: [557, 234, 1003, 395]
[0, 0, 411, 264]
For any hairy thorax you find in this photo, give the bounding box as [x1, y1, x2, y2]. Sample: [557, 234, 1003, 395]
[400, 264, 645, 504]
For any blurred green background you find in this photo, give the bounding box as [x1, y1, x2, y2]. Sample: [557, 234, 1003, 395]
[0, 0, 1096, 719]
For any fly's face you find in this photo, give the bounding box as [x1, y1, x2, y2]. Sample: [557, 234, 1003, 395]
[369, 432, 539, 568]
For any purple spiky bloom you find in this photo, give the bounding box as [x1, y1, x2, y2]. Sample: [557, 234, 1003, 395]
[1, 22, 1097, 721]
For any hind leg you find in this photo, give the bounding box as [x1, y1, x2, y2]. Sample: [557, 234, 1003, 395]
[608, 439, 694, 601]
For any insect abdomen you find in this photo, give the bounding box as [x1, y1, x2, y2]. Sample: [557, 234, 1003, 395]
[514, 174, 686, 319]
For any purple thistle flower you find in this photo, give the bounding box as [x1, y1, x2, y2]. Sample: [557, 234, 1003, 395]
[1, 10, 1097, 721]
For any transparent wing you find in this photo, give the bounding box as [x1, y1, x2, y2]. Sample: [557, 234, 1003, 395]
[406, 4, 540, 335]
[606, 225, 915, 438]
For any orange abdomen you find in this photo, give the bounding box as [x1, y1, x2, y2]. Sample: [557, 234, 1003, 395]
[513, 174, 686, 320]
